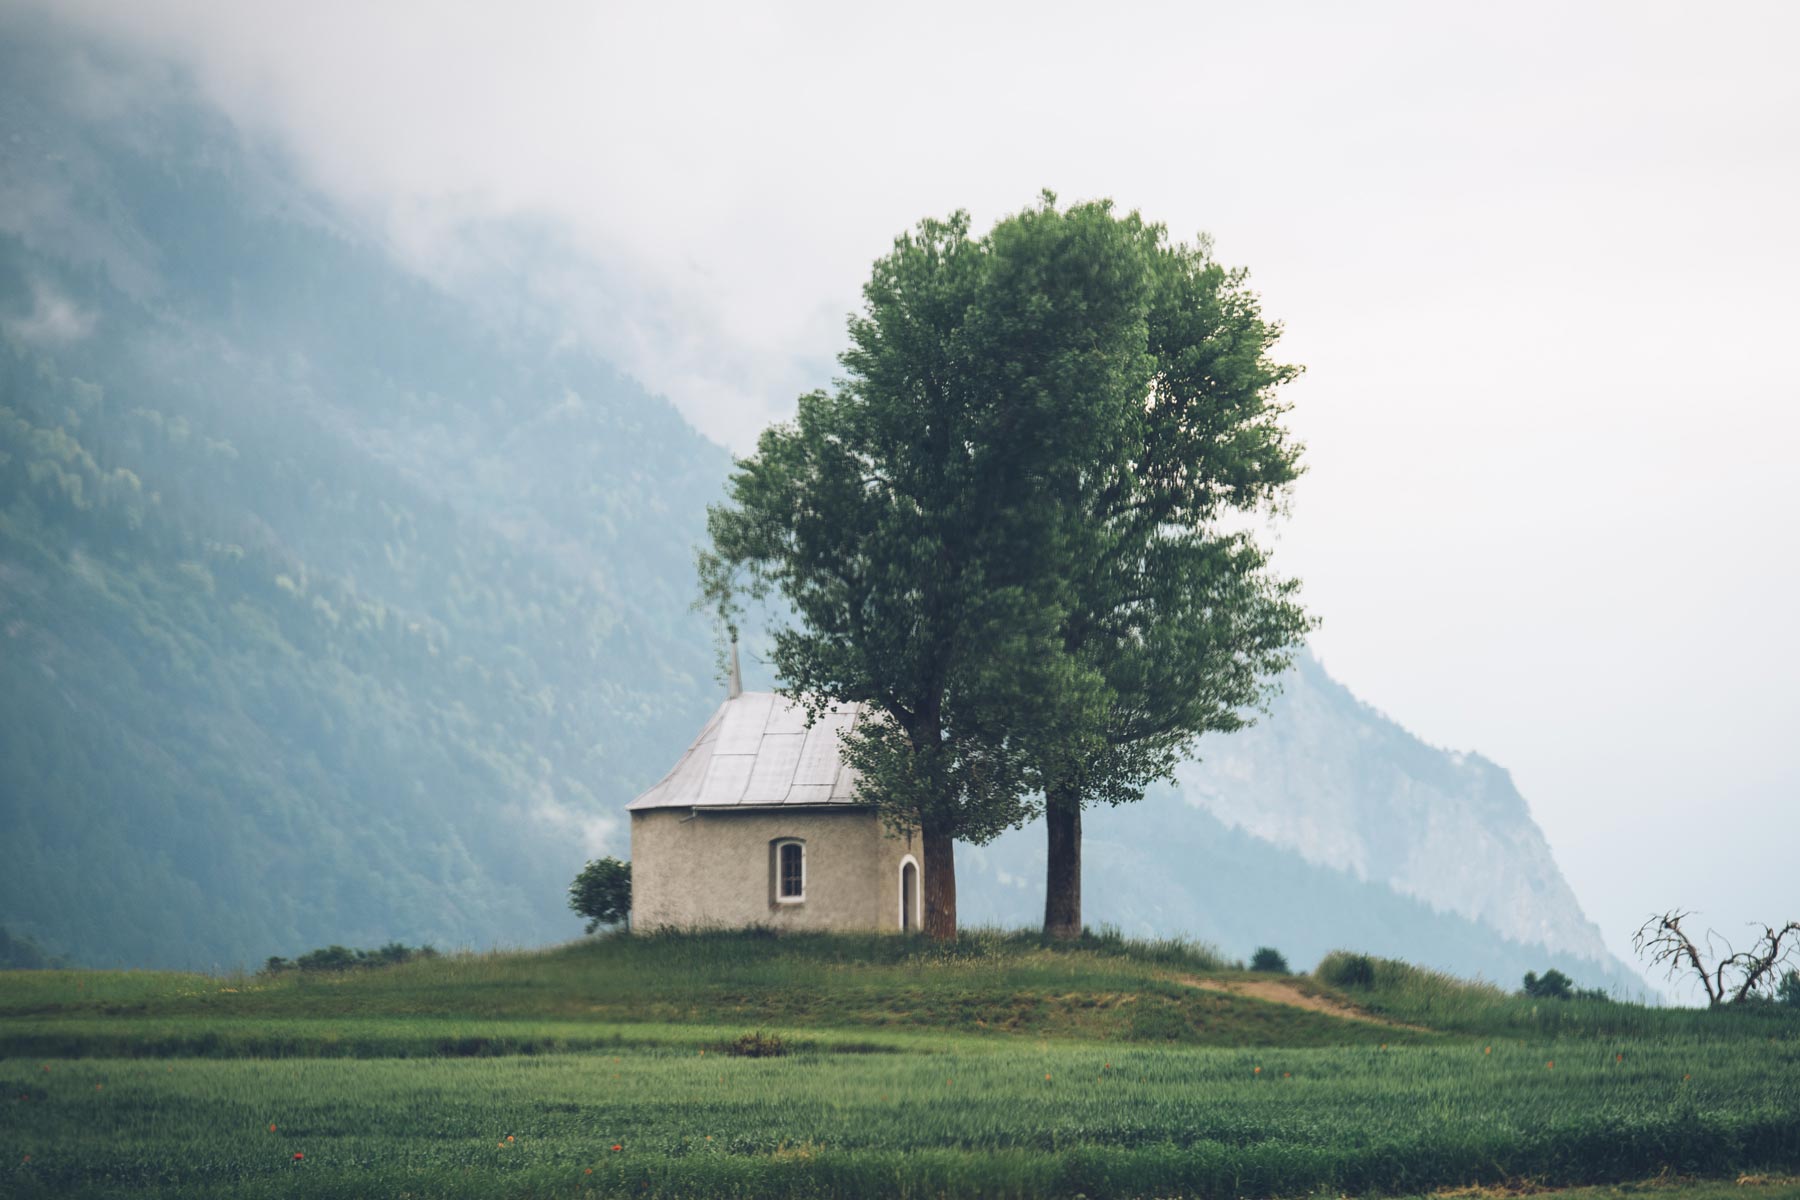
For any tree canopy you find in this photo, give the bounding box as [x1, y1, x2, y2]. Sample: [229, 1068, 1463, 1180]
[703, 194, 1311, 940]
[569, 858, 633, 933]
[1036, 228, 1312, 938]
[703, 196, 1162, 937]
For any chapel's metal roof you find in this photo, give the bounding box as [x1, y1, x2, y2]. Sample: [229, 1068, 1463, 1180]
[627, 691, 867, 811]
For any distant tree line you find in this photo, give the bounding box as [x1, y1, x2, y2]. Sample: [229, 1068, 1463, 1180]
[0, 926, 68, 970]
[1520, 969, 1610, 1002]
[262, 943, 439, 974]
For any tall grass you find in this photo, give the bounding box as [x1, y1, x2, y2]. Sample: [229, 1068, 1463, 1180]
[4, 1038, 1797, 1198]
[10, 934, 1794, 1049]
[7, 934, 1800, 1196]
[604, 925, 1235, 972]
[1314, 950, 1800, 1040]
[1, 929, 1259, 1048]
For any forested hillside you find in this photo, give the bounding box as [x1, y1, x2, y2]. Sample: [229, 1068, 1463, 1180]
[0, 20, 727, 967]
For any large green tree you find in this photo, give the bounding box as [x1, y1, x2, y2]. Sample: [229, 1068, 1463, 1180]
[702, 197, 1158, 939]
[1039, 231, 1312, 938]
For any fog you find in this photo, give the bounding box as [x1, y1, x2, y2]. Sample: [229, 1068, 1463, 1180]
[28, 0, 1800, 972]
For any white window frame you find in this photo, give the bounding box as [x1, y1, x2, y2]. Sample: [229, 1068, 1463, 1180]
[774, 838, 806, 904]
[898, 854, 922, 931]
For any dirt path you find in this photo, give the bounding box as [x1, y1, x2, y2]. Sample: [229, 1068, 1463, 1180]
[1172, 975, 1433, 1032]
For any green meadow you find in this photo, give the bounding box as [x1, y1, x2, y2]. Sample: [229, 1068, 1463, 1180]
[4, 932, 1799, 1199]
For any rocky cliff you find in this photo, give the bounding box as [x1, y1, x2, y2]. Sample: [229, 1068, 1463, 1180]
[960, 655, 1646, 993]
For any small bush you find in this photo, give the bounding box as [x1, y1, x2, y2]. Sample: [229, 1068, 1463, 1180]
[1250, 947, 1289, 974]
[1318, 952, 1376, 989]
[262, 943, 439, 974]
[570, 857, 632, 933]
[1522, 969, 1573, 999]
[726, 1030, 787, 1058]
[1522, 969, 1611, 1002]
[1777, 969, 1800, 1008]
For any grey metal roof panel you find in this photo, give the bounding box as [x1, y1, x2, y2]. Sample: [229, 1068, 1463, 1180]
[793, 711, 852, 787]
[783, 783, 836, 806]
[741, 733, 805, 804]
[626, 704, 724, 810]
[627, 691, 869, 811]
[829, 758, 861, 803]
[762, 700, 814, 737]
[698, 753, 755, 806]
[714, 692, 774, 756]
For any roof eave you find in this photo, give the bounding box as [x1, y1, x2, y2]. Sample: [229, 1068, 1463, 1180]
[631, 801, 871, 814]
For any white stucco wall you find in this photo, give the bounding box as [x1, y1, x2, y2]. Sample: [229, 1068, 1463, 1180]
[630, 807, 923, 932]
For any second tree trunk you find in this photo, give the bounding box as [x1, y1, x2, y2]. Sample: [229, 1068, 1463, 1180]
[1043, 782, 1082, 939]
[923, 827, 958, 940]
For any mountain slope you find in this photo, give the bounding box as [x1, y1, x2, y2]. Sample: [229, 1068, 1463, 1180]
[959, 655, 1644, 992]
[1173, 655, 1617, 965]
[0, 18, 728, 967]
[961, 787, 1645, 994]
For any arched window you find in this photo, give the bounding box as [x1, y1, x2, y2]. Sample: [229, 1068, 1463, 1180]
[773, 839, 805, 903]
[899, 856, 921, 931]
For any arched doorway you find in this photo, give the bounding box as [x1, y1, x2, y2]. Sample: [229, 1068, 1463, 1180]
[899, 857, 919, 932]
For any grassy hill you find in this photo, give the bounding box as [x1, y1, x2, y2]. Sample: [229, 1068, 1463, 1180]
[4, 932, 1797, 1198]
[0, 931, 1422, 1058]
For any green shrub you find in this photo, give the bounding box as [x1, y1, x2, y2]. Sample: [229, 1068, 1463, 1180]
[569, 856, 632, 933]
[1317, 951, 1376, 989]
[727, 1030, 787, 1057]
[1523, 968, 1611, 1002]
[1250, 947, 1289, 974]
[1522, 968, 1573, 999]
[1779, 969, 1800, 1008]
[261, 942, 439, 974]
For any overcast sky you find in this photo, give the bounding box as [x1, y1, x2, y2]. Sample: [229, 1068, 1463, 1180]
[37, 0, 1800, 974]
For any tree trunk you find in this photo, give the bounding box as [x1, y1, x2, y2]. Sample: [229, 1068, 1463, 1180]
[922, 826, 957, 941]
[1043, 781, 1082, 939]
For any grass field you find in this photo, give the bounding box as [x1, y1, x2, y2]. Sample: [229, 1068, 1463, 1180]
[4, 931, 1799, 1198]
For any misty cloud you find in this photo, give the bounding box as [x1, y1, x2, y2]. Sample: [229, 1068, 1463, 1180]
[4, 278, 97, 344]
[521, 778, 622, 862]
